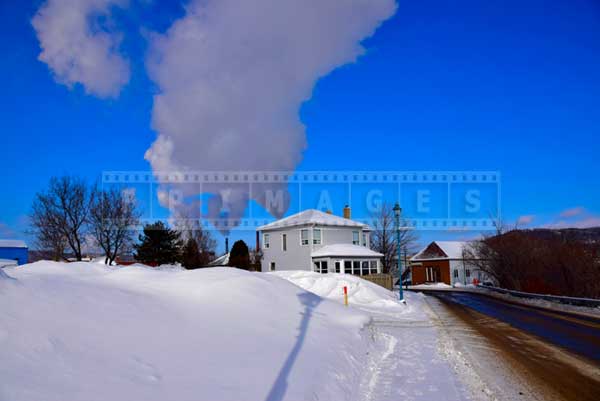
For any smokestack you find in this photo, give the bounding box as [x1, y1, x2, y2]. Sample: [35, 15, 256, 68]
[343, 205, 351, 219]
[225, 237, 229, 254]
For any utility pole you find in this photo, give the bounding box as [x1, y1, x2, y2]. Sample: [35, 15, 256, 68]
[393, 202, 404, 301]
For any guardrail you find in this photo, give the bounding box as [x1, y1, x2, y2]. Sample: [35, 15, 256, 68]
[478, 285, 600, 308]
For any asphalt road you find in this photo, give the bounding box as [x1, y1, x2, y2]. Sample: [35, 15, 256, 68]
[427, 291, 600, 363]
[421, 291, 600, 401]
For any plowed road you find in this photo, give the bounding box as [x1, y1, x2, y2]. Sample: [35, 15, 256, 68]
[421, 291, 600, 401]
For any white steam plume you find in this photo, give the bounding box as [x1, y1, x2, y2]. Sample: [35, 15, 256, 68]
[145, 0, 397, 228]
[32, 0, 130, 98]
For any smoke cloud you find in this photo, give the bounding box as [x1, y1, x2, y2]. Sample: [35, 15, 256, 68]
[32, 0, 397, 229]
[32, 0, 130, 98]
[145, 0, 397, 227]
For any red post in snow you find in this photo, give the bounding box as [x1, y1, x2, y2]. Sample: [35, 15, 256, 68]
[343, 286, 348, 306]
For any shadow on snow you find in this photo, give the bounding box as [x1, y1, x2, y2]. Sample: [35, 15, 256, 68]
[264, 291, 323, 401]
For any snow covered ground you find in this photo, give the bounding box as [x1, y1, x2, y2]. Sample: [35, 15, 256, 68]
[272, 271, 471, 401]
[1, 262, 379, 401]
[1, 263, 476, 401]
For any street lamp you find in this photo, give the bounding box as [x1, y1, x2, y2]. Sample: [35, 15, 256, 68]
[393, 202, 404, 301]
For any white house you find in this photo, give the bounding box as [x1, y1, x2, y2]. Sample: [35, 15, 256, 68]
[257, 208, 383, 275]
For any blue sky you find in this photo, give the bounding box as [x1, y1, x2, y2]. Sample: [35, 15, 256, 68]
[1, 0, 600, 251]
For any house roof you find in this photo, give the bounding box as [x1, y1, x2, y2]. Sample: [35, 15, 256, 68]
[0, 240, 27, 249]
[311, 244, 383, 258]
[258, 209, 369, 231]
[411, 241, 467, 261]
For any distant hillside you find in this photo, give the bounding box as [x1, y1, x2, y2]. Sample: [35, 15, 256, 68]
[476, 227, 600, 297]
[521, 227, 600, 245]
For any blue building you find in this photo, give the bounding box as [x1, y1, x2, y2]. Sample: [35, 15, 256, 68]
[0, 240, 28, 266]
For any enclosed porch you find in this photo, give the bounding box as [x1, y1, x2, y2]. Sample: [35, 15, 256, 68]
[311, 244, 383, 276]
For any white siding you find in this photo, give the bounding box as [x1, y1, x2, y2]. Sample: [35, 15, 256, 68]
[260, 225, 371, 272]
[449, 260, 490, 286]
[261, 227, 313, 272]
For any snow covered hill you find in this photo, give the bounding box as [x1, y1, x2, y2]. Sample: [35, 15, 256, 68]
[0, 262, 385, 401]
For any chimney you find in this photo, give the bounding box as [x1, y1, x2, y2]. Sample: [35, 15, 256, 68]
[225, 237, 229, 254]
[343, 205, 351, 219]
[325, 209, 332, 215]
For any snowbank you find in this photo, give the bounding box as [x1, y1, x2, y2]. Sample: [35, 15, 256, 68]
[409, 282, 453, 290]
[0, 267, 12, 280]
[477, 287, 600, 317]
[453, 283, 477, 288]
[271, 271, 403, 311]
[1, 262, 375, 401]
[0, 259, 18, 268]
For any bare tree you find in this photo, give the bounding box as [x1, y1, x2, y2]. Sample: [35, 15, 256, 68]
[462, 219, 510, 286]
[90, 188, 140, 265]
[28, 209, 67, 261]
[174, 213, 217, 266]
[370, 203, 418, 275]
[30, 176, 94, 261]
[464, 223, 600, 298]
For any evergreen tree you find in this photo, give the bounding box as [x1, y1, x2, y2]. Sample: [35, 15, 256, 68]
[134, 221, 183, 265]
[228, 240, 250, 270]
[181, 237, 203, 269]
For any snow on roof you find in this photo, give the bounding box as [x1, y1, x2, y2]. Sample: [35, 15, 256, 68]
[436, 241, 467, 259]
[0, 239, 27, 248]
[258, 209, 369, 231]
[411, 241, 467, 261]
[311, 244, 383, 258]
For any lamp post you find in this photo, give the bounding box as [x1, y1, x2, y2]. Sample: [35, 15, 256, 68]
[393, 202, 404, 301]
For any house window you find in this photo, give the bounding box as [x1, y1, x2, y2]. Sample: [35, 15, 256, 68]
[344, 261, 352, 274]
[282, 234, 287, 251]
[361, 261, 369, 276]
[313, 261, 328, 274]
[362, 233, 367, 247]
[369, 260, 378, 274]
[264, 234, 270, 249]
[313, 228, 322, 245]
[454, 269, 459, 278]
[466, 269, 471, 278]
[335, 261, 341, 273]
[352, 231, 360, 245]
[353, 261, 360, 275]
[301, 229, 309, 245]
[270, 262, 276, 271]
